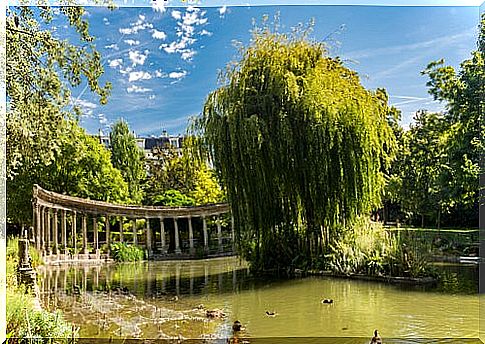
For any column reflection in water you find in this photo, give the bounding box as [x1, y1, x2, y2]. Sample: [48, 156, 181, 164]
[175, 262, 180, 295]
[204, 263, 209, 286]
[161, 264, 166, 293]
[189, 265, 195, 295]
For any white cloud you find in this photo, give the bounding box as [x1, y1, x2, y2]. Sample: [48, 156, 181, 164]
[124, 39, 140, 46]
[171, 10, 182, 20]
[155, 70, 164, 77]
[152, 29, 167, 40]
[98, 113, 108, 124]
[128, 50, 148, 66]
[72, 99, 97, 116]
[181, 50, 196, 61]
[127, 85, 152, 93]
[120, 66, 133, 75]
[152, 0, 166, 13]
[119, 15, 154, 35]
[108, 59, 123, 68]
[160, 8, 208, 61]
[105, 43, 119, 50]
[169, 70, 187, 79]
[128, 71, 152, 82]
[219, 5, 227, 15]
[103, 17, 109, 25]
[200, 29, 212, 36]
[149, 95, 156, 100]
[346, 27, 475, 60]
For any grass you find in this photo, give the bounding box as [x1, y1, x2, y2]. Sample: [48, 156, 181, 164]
[6, 236, 77, 343]
[323, 217, 435, 278]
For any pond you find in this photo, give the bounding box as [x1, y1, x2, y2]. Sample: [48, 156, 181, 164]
[37, 257, 479, 343]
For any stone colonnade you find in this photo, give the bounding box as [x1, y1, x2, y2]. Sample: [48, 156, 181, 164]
[32, 185, 234, 261]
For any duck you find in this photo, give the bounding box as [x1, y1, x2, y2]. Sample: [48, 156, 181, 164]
[265, 311, 277, 317]
[73, 285, 81, 295]
[170, 295, 179, 302]
[370, 329, 382, 344]
[206, 309, 226, 319]
[321, 299, 333, 304]
[232, 320, 245, 332]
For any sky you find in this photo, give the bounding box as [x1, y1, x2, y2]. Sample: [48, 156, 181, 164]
[48, 4, 481, 136]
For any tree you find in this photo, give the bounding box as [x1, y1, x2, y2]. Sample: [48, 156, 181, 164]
[7, 5, 112, 226]
[192, 22, 396, 272]
[7, 6, 111, 178]
[7, 121, 129, 225]
[420, 13, 484, 226]
[109, 119, 145, 204]
[143, 142, 224, 206]
[398, 110, 449, 228]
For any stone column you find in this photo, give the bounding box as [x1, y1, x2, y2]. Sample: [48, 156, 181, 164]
[217, 216, 222, 252]
[35, 205, 41, 251]
[53, 209, 58, 255]
[203, 216, 208, 253]
[82, 214, 88, 254]
[174, 218, 181, 254]
[72, 211, 77, 255]
[93, 216, 99, 255]
[105, 215, 111, 256]
[132, 218, 137, 245]
[160, 217, 166, 254]
[46, 208, 51, 255]
[61, 210, 67, 256]
[188, 216, 194, 255]
[119, 216, 124, 243]
[40, 207, 45, 255]
[146, 218, 152, 257]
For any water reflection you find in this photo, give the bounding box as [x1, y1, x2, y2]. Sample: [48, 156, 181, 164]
[37, 257, 478, 341]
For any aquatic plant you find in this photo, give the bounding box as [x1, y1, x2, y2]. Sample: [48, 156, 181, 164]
[110, 242, 146, 262]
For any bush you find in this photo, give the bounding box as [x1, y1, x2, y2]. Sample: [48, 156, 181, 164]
[7, 288, 77, 342]
[324, 217, 433, 278]
[110, 242, 145, 262]
[7, 236, 76, 343]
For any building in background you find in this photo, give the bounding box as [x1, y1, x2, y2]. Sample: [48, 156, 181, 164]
[97, 129, 184, 159]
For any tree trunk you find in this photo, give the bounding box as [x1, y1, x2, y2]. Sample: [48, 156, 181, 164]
[421, 214, 425, 228]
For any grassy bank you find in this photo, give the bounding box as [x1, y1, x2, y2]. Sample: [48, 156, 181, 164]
[314, 218, 436, 279]
[6, 236, 78, 342]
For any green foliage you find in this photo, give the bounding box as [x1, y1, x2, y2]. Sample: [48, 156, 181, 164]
[325, 218, 432, 278]
[7, 288, 77, 342]
[408, 13, 484, 226]
[192, 19, 396, 272]
[110, 119, 146, 204]
[151, 189, 196, 207]
[144, 142, 224, 206]
[7, 237, 76, 342]
[8, 121, 130, 224]
[110, 242, 145, 262]
[7, 5, 111, 180]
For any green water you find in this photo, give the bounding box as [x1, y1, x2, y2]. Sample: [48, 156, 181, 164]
[38, 257, 479, 343]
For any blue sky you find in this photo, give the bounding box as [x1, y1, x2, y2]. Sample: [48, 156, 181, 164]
[50, 4, 480, 136]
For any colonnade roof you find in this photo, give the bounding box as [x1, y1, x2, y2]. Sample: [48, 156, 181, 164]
[33, 185, 230, 218]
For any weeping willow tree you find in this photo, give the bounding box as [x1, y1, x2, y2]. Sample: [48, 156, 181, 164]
[192, 21, 396, 272]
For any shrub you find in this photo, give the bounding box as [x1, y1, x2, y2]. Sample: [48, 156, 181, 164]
[325, 217, 433, 278]
[110, 242, 145, 262]
[7, 288, 77, 342]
